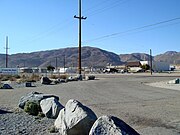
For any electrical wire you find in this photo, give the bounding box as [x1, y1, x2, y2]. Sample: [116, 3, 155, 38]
[16, 0, 131, 46]
[86, 0, 130, 17]
[82, 17, 180, 44]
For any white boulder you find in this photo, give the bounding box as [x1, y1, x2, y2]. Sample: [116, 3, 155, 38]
[40, 97, 64, 119]
[89, 115, 139, 135]
[55, 99, 97, 135]
[168, 78, 180, 84]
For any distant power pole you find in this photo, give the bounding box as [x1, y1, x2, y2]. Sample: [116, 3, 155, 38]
[150, 49, 153, 75]
[74, 0, 87, 75]
[5, 36, 9, 68]
[55, 57, 58, 70]
[63, 55, 66, 69]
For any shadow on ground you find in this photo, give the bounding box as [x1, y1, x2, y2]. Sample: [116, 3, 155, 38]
[0, 109, 12, 114]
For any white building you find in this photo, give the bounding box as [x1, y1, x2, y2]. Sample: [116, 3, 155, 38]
[0, 68, 18, 75]
[140, 61, 170, 72]
[152, 61, 170, 72]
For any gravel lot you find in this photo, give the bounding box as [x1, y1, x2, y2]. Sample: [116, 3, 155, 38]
[0, 73, 180, 135]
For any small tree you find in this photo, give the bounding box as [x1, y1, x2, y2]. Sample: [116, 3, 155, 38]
[141, 64, 150, 71]
[47, 65, 55, 72]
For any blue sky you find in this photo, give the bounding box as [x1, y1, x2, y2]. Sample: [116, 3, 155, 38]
[0, 0, 180, 55]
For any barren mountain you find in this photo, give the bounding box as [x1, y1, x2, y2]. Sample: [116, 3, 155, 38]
[0, 47, 179, 68]
[154, 51, 180, 64]
[119, 53, 151, 63]
[0, 47, 122, 68]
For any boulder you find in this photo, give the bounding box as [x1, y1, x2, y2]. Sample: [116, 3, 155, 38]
[89, 115, 140, 135]
[55, 99, 97, 135]
[0, 84, 13, 89]
[18, 91, 59, 109]
[168, 78, 180, 84]
[25, 82, 33, 87]
[85, 75, 95, 80]
[40, 97, 64, 119]
[68, 76, 78, 81]
[41, 77, 52, 85]
[58, 79, 67, 83]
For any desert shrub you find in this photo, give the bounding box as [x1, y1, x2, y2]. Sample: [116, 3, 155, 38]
[13, 75, 21, 79]
[27, 74, 40, 82]
[48, 126, 58, 133]
[38, 112, 45, 118]
[50, 74, 58, 79]
[141, 64, 150, 71]
[0, 75, 21, 81]
[59, 74, 68, 79]
[0, 75, 11, 81]
[24, 101, 41, 116]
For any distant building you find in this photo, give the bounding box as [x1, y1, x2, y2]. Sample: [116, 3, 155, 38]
[126, 61, 141, 68]
[152, 61, 170, 72]
[126, 61, 170, 72]
[140, 60, 170, 72]
[19, 67, 47, 73]
[0, 68, 18, 75]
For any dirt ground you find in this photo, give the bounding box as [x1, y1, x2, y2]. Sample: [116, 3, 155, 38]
[0, 73, 180, 134]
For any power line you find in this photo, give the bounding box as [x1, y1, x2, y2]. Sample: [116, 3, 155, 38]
[86, 0, 130, 17]
[82, 17, 180, 44]
[15, 0, 130, 46]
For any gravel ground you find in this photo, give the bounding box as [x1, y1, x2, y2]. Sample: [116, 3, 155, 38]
[0, 107, 55, 135]
[0, 73, 180, 135]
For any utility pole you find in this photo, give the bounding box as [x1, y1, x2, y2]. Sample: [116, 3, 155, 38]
[55, 57, 58, 70]
[74, 0, 87, 75]
[63, 55, 66, 70]
[5, 36, 9, 68]
[150, 49, 153, 75]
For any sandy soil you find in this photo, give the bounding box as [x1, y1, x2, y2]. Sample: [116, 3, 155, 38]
[0, 73, 180, 135]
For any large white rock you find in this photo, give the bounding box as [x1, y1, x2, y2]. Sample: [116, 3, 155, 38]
[89, 115, 139, 135]
[55, 99, 97, 135]
[40, 97, 64, 119]
[18, 91, 59, 109]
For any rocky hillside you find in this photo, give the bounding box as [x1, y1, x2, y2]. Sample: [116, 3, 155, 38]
[0, 47, 179, 68]
[154, 51, 180, 64]
[0, 47, 122, 68]
[119, 53, 151, 63]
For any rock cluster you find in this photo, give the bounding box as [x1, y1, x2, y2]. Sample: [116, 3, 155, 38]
[18, 92, 139, 135]
[40, 75, 95, 85]
[18, 91, 59, 109]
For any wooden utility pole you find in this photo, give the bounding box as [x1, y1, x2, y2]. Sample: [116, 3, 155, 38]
[74, 0, 87, 75]
[55, 57, 58, 70]
[150, 49, 153, 75]
[63, 55, 66, 70]
[5, 36, 9, 68]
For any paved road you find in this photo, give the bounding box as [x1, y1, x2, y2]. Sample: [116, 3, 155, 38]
[0, 73, 180, 134]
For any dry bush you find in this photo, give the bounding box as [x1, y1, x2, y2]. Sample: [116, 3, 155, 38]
[59, 74, 68, 79]
[0, 75, 21, 81]
[28, 74, 40, 82]
[50, 74, 58, 79]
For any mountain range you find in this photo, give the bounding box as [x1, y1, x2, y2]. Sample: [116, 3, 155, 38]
[0, 46, 179, 68]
